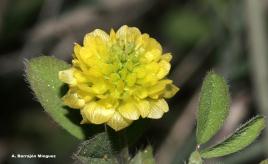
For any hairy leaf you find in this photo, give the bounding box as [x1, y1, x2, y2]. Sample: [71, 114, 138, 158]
[73, 132, 118, 164]
[197, 71, 230, 144]
[25, 56, 85, 140]
[201, 116, 265, 158]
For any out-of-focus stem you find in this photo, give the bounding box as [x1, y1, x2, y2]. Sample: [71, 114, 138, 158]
[245, 0, 268, 156]
[156, 92, 199, 164]
[105, 125, 129, 164]
[116, 130, 129, 164]
[0, 0, 7, 33]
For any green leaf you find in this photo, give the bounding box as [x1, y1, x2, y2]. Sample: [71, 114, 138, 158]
[196, 71, 230, 144]
[25, 56, 85, 140]
[200, 115, 265, 158]
[188, 151, 203, 164]
[129, 146, 155, 164]
[73, 132, 118, 164]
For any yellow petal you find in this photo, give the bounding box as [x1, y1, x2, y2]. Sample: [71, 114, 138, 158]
[138, 75, 158, 86]
[72, 58, 88, 73]
[109, 29, 116, 42]
[144, 49, 161, 63]
[79, 47, 93, 63]
[86, 68, 102, 77]
[83, 102, 114, 124]
[73, 70, 88, 83]
[73, 43, 81, 58]
[74, 88, 94, 102]
[77, 83, 93, 93]
[84, 29, 109, 46]
[136, 34, 162, 53]
[148, 99, 169, 119]
[116, 25, 141, 42]
[59, 68, 77, 85]
[161, 53, 172, 62]
[134, 87, 148, 99]
[118, 101, 140, 120]
[80, 108, 90, 124]
[126, 73, 136, 87]
[146, 38, 162, 52]
[148, 80, 172, 99]
[62, 91, 85, 109]
[135, 100, 150, 118]
[73, 44, 90, 72]
[148, 80, 172, 96]
[91, 81, 108, 94]
[157, 60, 171, 79]
[164, 84, 179, 98]
[134, 66, 146, 79]
[98, 97, 119, 109]
[107, 111, 132, 131]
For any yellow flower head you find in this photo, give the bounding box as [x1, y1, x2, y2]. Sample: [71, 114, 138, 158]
[59, 25, 179, 131]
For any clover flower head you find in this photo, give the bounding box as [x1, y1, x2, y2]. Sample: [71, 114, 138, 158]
[59, 25, 179, 131]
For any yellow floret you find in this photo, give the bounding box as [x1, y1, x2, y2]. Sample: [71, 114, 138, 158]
[59, 25, 179, 131]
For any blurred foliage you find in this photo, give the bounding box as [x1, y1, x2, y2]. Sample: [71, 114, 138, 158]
[0, 0, 43, 49]
[162, 8, 211, 47]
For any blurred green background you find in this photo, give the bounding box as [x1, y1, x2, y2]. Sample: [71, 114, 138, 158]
[1, 0, 268, 163]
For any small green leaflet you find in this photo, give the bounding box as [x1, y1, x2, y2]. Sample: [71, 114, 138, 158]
[196, 71, 230, 144]
[201, 115, 265, 158]
[73, 132, 118, 164]
[25, 56, 85, 140]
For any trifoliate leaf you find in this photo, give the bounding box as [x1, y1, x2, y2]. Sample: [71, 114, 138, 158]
[73, 132, 118, 164]
[188, 151, 203, 164]
[197, 71, 230, 144]
[200, 115, 265, 158]
[25, 56, 85, 140]
[129, 146, 155, 164]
